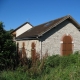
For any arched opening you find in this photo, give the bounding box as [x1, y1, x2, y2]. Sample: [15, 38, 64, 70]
[22, 42, 26, 58]
[31, 42, 36, 63]
[61, 35, 73, 56]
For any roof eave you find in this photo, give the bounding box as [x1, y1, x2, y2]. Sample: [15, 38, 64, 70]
[16, 36, 39, 41]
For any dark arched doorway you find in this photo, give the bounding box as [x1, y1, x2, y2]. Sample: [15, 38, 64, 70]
[61, 35, 73, 56]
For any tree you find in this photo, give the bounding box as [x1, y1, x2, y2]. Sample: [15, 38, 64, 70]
[0, 22, 17, 70]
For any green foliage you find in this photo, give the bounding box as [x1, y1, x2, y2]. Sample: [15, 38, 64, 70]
[0, 22, 17, 70]
[44, 52, 80, 70]
[0, 70, 29, 80]
[0, 52, 80, 80]
[0, 44, 80, 80]
[44, 55, 60, 67]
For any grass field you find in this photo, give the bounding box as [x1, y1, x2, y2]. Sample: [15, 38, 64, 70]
[0, 52, 80, 80]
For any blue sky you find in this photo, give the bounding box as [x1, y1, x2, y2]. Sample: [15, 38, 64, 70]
[0, 0, 80, 30]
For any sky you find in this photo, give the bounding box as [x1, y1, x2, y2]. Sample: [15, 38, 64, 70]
[0, 0, 80, 30]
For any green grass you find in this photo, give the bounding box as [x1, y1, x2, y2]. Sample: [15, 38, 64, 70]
[0, 52, 80, 80]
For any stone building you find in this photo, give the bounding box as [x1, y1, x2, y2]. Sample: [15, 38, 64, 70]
[12, 15, 80, 59]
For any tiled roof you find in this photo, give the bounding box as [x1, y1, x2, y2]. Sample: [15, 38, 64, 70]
[16, 15, 80, 40]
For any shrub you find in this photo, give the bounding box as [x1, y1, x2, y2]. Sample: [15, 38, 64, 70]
[44, 55, 60, 68]
[44, 52, 80, 73]
[43, 55, 60, 74]
[1, 52, 80, 80]
[0, 22, 17, 70]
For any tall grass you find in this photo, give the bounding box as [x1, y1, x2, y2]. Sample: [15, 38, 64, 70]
[0, 51, 80, 80]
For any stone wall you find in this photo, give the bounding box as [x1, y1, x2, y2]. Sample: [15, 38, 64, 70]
[41, 20, 80, 56]
[16, 40, 41, 58]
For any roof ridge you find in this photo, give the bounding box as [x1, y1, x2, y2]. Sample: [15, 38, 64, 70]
[35, 15, 69, 27]
[16, 15, 80, 40]
[38, 15, 80, 36]
[38, 15, 70, 36]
